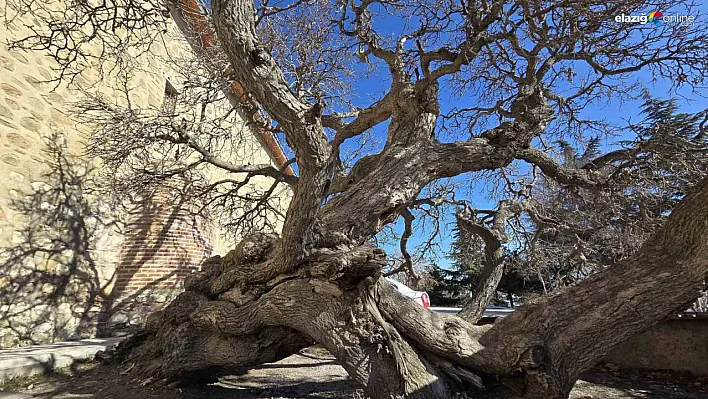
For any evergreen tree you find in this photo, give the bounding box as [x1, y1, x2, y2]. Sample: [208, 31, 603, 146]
[528, 97, 708, 290]
[429, 223, 543, 307]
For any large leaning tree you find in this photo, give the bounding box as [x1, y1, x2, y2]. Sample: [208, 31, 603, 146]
[5, 0, 708, 397]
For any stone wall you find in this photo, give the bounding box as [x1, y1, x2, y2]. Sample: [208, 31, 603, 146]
[603, 316, 708, 377]
[0, 0, 288, 347]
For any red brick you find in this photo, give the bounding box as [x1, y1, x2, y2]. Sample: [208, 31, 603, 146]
[113, 182, 212, 299]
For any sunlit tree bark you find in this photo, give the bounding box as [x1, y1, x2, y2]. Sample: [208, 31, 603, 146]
[6, 0, 708, 397]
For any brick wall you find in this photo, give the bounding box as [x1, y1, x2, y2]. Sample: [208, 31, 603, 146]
[115, 183, 212, 293]
[101, 178, 213, 330]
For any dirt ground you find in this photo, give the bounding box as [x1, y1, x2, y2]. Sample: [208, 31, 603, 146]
[2, 346, 707, 399]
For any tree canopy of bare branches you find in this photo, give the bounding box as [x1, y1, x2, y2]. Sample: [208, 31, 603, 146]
[4, 0, 708, 397]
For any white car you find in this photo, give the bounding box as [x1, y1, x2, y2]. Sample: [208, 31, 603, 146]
[385, 277, 431, 308]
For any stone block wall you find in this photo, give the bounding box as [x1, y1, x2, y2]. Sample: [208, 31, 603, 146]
[0, 26, 120, 344]
[0, 0, 288, 347]
[603, 316, 708, 377]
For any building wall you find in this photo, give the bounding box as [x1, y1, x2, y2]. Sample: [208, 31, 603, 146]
[603, 317, 708, 377]
[0, 1, 288, 347]
[103, 177, 215, 331]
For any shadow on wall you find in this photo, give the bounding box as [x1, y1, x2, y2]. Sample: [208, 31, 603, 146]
[96, 174, 213, 335]
[0, 132, 120, 348]
[0, 132, 213, 347]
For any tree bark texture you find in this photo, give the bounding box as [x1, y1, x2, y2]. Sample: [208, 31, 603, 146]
[111, 1, 708, 398]
[118, 178, 708, 399]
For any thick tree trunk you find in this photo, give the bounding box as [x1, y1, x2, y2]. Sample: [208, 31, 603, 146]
[111, 3, 708, 398]
[471, 177, 708, 397]
[116, 178, 708, 399]
[118, 235, 459, 397]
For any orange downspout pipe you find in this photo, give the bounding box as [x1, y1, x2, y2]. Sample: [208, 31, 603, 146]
[176, 0, 295, 176]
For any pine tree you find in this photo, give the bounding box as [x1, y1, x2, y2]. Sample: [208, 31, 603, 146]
[429, 222, 543, 307]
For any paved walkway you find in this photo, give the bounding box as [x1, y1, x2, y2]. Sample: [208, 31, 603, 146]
[0, 338, 125, 382]
[430, 306, 515, 317]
